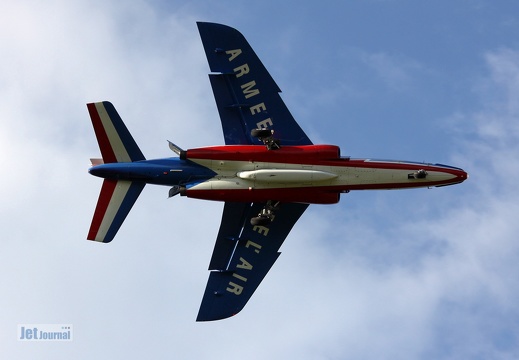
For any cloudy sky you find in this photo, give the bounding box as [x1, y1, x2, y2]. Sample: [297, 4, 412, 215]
[2, 0, 519, 358]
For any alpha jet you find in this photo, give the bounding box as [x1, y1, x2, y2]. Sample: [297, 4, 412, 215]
[86, 22, 468, 321]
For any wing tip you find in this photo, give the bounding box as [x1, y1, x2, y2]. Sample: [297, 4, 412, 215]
[196, 22, 244, 39]
[196, 309, 239, 322]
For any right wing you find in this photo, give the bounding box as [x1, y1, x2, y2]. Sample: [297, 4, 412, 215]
[196, 202, 309, 321]
[197, 22, 313, 146]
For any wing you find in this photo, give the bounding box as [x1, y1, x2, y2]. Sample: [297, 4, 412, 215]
[197, 22, 313, 146]
[196, 202, 309, 321]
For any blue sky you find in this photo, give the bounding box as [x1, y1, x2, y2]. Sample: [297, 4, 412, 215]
[2, 0, 519, 359]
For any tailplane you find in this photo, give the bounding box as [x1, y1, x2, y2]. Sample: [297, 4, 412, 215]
[87, 101, 145, 163]
[87, 101, 145, 242]
[87, 179, 145, 242]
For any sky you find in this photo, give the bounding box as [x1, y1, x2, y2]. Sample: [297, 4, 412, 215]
[2, 0, 519, 358]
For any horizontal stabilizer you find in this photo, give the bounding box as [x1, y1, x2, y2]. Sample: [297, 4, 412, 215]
[87, 101, 145, 163]
[87, 179, 145, 243]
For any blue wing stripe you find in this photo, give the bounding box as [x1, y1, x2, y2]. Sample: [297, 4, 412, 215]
[209, 75, 254, 145]
[198, 22, 313, 146]
[208, 202, 251, 270]
[197, 202, 309, 321]
[104, 181, 146, 242]
[87, 180, 145, 243]
[101, 102, 145, 162]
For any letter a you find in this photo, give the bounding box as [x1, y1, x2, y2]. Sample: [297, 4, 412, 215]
[236, 257, 253, 270]
[226, 49, 242, 62]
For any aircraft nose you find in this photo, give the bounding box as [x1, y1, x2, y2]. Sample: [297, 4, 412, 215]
[450, 168, 468, 186]
[459, 169, 469, 181]
[430, 164, 468, 187]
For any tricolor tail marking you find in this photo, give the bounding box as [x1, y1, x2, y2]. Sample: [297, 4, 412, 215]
[87, 179, 145, 243]
[87, 101, 145, 163]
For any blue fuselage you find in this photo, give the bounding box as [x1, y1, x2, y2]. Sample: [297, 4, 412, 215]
[88, 158, 216, 186]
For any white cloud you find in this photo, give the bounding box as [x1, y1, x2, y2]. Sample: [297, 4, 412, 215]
[361, 51, 425, 92]
[207, 46, 519, 359]
[302, 48, 519, 359]
[1, 1, 519, 359]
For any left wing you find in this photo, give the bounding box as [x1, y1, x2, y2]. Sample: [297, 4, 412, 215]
[197, 202, 309, 321]
[197, 22, 313, 146]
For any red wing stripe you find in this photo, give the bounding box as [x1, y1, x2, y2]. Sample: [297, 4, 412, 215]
[87, 103, 117, 163]
[87, 179, 118, 241]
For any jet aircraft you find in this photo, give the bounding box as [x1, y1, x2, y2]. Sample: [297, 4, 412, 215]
[86, 22, 468, 321]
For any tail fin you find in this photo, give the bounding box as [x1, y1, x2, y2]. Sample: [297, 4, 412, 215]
[87, 179, 145, 242]
[87, 101, 145, 163]
[87, 101, 145, 242]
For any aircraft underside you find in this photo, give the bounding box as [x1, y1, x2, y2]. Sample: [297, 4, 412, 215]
[85, 22, 468, 321]
[90, 144, 467, 204]
[183, 145, 466, 203]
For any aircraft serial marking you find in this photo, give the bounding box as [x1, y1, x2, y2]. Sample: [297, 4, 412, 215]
[226, 48, 275, 131]
[245, 240, 262, 254]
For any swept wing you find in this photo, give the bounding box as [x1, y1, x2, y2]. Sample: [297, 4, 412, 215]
[195, 23, 315, 320]
[197, 22, 312, 146]
[197, 202, 308, 321]
[195, 23, 316, 320]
